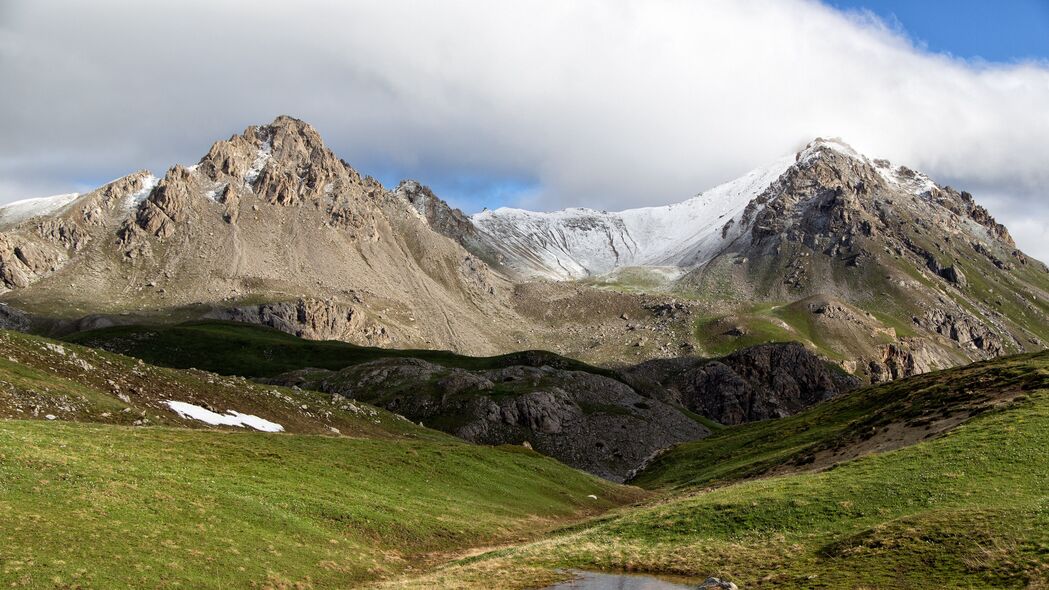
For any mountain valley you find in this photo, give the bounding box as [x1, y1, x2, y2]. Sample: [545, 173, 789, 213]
[0, 117, 1046, 589]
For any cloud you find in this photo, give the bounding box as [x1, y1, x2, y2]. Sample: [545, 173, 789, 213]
[2, 0, 1048, 260]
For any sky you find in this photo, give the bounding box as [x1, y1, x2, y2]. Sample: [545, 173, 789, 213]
[1, 0, 1048, 260]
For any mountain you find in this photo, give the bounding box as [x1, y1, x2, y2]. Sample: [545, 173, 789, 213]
[469, 154, 794, 281]
[1, 121, 1046, 385]
[461, 138, 1049, 381]
[0, 116, 526, 354]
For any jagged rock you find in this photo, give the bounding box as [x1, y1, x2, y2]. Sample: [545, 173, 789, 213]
[396, 180, 477, 243]
[920, 310, 1003, 354]
[940, 264, 967, 286]
[621, 342, 858, 425]
[207, 298, 380, 343]
[867, 338, 938, 383]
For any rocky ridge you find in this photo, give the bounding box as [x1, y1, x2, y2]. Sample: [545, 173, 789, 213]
[0, 117, 523, 355]
[267, 342, 856, 480]
[1, 122, 1045, 384]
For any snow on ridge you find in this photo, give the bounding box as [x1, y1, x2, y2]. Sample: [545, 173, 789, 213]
[797, 137, 863, 163]
[471, 154, 796, 280]
[125, 174, 159, 211]
[245, 136, 273, 186]
[0, 193, 81, 226]
[164, 400, 284, 432]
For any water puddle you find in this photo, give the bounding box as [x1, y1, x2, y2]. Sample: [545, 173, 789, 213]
[543, 570, 697, 589]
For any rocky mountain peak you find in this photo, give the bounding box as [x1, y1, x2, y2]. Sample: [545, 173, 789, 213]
[395, 180, 478, 244]
[195, 115, 360, 205]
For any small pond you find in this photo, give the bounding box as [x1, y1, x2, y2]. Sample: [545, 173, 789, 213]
[543, 570, 697, 589]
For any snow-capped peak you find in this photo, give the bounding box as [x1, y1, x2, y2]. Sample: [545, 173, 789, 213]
[470, 137, 956, 281]
[794, 137, 870, 167]
[471, 154, 796, 280]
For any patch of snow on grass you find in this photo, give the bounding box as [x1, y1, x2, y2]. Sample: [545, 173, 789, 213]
[164, 400, 284, 432]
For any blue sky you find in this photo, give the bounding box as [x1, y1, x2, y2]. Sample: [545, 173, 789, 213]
[828, 0, 1049, 62]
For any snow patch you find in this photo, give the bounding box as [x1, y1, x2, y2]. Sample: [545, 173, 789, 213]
[797, 137, 862, 164]
[125, 174, 159, 211]
[471, 154, 794, 280]
[0, 193, 81, 226]
[164, 400, 284, 432]
[204, 183, 228, 202]
[245, 138, 273, 186]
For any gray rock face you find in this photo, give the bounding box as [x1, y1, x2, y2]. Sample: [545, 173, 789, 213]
[395, 180, 478, 244]
[207, 298, 390, 344]
[919, 309, 1003, 354]
[867, 338, 938, 383]
[699, 578, 739, 590]
[623, 342, 858, 425]
[272, 358, 708, 481]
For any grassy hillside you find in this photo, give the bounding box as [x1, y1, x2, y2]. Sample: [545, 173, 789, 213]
[378, 351, 1049, 589]
[64, 320, 619, 379]
[0, 421, 639, 589]
[0, 329, 643, 588]
[0, 328, 428, 437]
[635, 350, 1049, 489]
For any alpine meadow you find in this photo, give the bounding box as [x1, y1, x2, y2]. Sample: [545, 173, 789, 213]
[2, 1, 1048, 588]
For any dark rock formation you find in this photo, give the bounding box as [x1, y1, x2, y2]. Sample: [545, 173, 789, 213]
[267, 342, 856, 479]
[269, 357, 708, 481]
[622, 342, 859, 425]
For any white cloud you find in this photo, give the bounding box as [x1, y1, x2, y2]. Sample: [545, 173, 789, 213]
[1, 0, 1048, 260]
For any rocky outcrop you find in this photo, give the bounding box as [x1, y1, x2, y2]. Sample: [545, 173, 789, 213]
[919, 310, 1003, 354]
[624, 342, 859, 424]
[269, 357, 709, 481]
[0, 303, 31, 331]
[267, 342, 855, 479]
[125, 165, 198, 241]
[208, 298, 390, 343]
[0, 234, 64, 289]
[395, 180, 478, 245]
[867, 338, 939, 384]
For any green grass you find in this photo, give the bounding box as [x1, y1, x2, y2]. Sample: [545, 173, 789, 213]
[64, 320, 620, 380]
[635, 350, 1049, 489]
[694, 304, 802, 357]
[0, 420, 640, 589]
[391, 350, 1049, 589]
